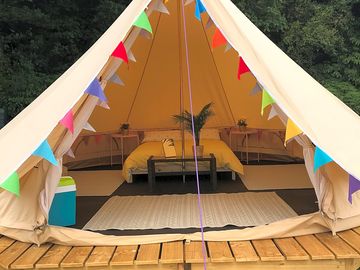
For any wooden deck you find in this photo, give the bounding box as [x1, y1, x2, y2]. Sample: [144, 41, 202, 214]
[1, 229, 360, 269]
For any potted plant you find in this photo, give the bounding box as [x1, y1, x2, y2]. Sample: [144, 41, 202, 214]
[173, 102, 214, 157]
[237, 118, 247, 131]
[120, 123, 130, 135]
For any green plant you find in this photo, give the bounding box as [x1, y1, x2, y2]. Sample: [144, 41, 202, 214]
[173, 102, 214, 146]
[237, 118, 248, 127]
[120, 123, 129, 130]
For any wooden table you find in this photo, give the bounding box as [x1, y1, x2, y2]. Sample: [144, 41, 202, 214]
[229, 128, 258, 164]
[110, 133, 139, 166]
[147, 154, 217, 191]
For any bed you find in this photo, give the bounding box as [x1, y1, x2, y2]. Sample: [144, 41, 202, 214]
[122, 129, 244, 182]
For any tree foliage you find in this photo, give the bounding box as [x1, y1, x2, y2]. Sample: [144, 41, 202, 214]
[0, 0, 359, 119]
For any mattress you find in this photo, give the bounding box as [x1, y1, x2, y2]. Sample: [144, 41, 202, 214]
[122, 139, 244, 182]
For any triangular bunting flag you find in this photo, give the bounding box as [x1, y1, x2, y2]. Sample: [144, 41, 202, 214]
[314, 146, 333, 172]
[139, 29, 152, 39]
[261, 90, 275, 115]
[127, 50, 136, 62]
[83, 122, 96, 132]
[348, 174, 360, 203]
[205, 17, 214, 29]
[134, 11, 153, 34]
[111, 41, 128, 63]
[33, 140, 58, 166]
[185, 0, 194, 5]
[237, 57, 250, 79]
[154, 0, 169, 14]
[0, 172, 20, 196]
[109, 74, 125, 86]
[85, 79, 107, 102]
[225, 42, 232, 53]
[212, 28, 227, 49]
[285, 119, 302, 145]
[60, 110, 74, 134]
[195, 0, 206, 21]
[268, 106, 278, 120]
[98, 100, 110, 110]
[65, 148, 75, 159]
[250, 82, 262, 96]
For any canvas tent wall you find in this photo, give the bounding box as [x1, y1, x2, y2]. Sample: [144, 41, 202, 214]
[0, 0, 360, 245]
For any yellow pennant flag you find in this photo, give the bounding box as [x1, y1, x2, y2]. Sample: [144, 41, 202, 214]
[285, 119, 302, 145]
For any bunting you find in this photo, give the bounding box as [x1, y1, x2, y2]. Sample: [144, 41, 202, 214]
[153, 0, 169, 14]
[225, 42, 232, 53]
[314, 147, 333, 172]
[261, 90, 275, 115]
[83, 122, 96, 132]
[205, 17, 214, 30]
[60, 110, 74, 134]
[98, 100, 110, 110]
[134, 11, 153, 34]
[85, 79, 107, 103]
[111, 41, 128, 63]
[285, 119, 302, 145]
[268, 106, 278, 120]
[33, 140, 58, 166]
[237, 57, 250, 79]
[185, 0, 194, 5]
[127, 50, 136, 62]
[0, 172, 20, 196]
[139, 29, 152, 39]
[212, 28, 227, 49]
[195, 0, 206, 21]
[65, 149, 75, 159]
[250, 82, 262, 96]
[349, 175, 360, 204]
[109, 74, 125, 86]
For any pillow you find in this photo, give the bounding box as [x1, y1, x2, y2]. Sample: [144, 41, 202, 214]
[142, 130, 181, 142]
[162, 138, 177, 158]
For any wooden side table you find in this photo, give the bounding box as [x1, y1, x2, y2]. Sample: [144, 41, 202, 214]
[110, 133, 139, 166]
[229, 128, 259, 164]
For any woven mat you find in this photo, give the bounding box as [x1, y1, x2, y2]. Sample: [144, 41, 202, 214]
[241, 164, 313, 190]
[83, 192, 297, 231]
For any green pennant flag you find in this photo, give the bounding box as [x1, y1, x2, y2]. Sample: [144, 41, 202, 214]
[261, 90, 275, 115]
[133, 11, 152, 34]
[0, 172, 20, 196]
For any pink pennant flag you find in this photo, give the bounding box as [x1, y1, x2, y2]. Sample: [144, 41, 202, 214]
[111, 41, 128, 63]
[237, 57, 250, 79]
[60, 110, 74, 134]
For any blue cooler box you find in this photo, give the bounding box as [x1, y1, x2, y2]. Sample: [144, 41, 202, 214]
[48, 176, 76, 226]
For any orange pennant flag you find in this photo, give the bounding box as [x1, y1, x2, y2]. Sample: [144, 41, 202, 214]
[212, 28, 227, 49]
[285, 119, 302, 145]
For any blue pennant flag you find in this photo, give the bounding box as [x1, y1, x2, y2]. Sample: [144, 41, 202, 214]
[314, 146, 333, 172]
[33, 140, 58, 166]
[349, 174, 360, 204]
[85, 79, 107, 102]
[195, 0, 206, 21]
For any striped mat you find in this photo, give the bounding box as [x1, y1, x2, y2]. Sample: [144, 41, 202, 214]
[83, 192, 297, 231]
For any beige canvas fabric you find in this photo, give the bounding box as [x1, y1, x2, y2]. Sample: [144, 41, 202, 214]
[0, 0, 359, 245]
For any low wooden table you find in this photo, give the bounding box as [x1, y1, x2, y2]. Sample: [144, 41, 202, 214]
[147, 154, 217, 191]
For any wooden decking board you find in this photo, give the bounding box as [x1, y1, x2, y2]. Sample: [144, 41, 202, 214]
[338, 230, 360, 254]
[229, 241, 259, 262]
[35, 244, 72, 269]
[0, 236, 16, 254]
[251, 239, 284, 261]
[316, 232, 360, 259]
[110, 245, 138, 266]
[60, 246, 93, 268]
[134, 243, 161, 265]
[10, 243, 52, 269]
[185, 241, 208, 263]
[159, 241, 184, 264]
[273, 237, 309, 260]
[0, 241, 31, 269]
[295, 234, 335, 260]
[207, 241, 234, 263]
[85, 246, 116, 267]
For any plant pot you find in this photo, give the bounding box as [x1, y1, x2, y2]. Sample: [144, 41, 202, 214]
[122, 129, 129, 135]
[192, 145, 204, 157]
[239, 126, 247, 131]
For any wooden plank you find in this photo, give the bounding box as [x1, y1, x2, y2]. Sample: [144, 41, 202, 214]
[229, 241, 259, 262]
[338, 229, 360, 254]
[251, 239, 284, 261]
[0, 237, 15, 254]
[35, 245, 71, 269]
[85, 246, 115, 267]
[60, 246, 93, 268]
[134, 243, 160, 265]
[110, 245, 138, 266]
[159, 241, 184, 264]
[316, 232, 360, 259]
[11, 244, 52, 269]
[207, 241, 234, 263]
[0, 241, 31, 269]
[185, 241, 208, 263]
[273, 237, 309, 260]
[295, 234, 335, 260]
